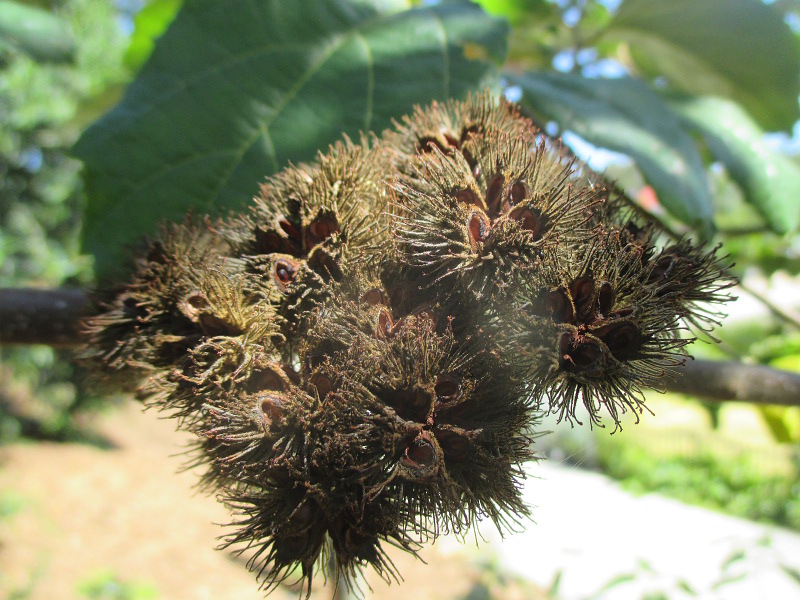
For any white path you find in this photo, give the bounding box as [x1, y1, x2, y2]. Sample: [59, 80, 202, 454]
[440, 461, 800, 600]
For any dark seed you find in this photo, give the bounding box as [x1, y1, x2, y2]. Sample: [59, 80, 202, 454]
[198, 313, 242, 337]
[278, 217, 302, 241]
[307, 248, 342, 281]
[274, 257, 300, 291]
[460, 124, 481, 144]
[344, 528, 373, 555]
[454, 187, 481, 207]
[568, 340, 603, 371]
[417, 136, 447, 154]
[246, 365, 287, 393]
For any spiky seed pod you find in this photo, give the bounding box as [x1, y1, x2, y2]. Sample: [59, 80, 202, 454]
[382, 92, 535, 175]
[221, 138, 394, 342]
[304, 275, 536, 541]
[392, 130, 604, 311]
[499, 231, 693, 430]
[79, 91, 737, 599]
[81, 217, 233, 392]
[643, 240, 736, 338]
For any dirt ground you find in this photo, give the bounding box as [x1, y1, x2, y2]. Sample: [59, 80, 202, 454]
[0, 399, 545, 600]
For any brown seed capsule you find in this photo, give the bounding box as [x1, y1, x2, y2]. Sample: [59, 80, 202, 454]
[307, 247, 342, 281]
[309, 372, 333, 400]
[416, 135, 448, 154]
[360, 287, 389, 307]
[273, 257, 300, 291]
[453, 187, 482, 208]
[198, 313, 243, 337]
[246, 363, 291, 393]
[547, 288, 574, 323]
[400, 430, 441, 481]
[507, 180, 528, 208]
[278, 217, 302, 241]
[306, 213, 340, 248]
[254, 226, 284, 254]
[597, 281, 615, 317]
[181, 291, 209, 323]
[434, 374, 461, 408]
[434, 426, 471, 463]
[594, 321, 642, 361]
[376, 308, 394, 339]
[257, 393, 285, 431]
[559, 332, 603, 373]
[569, 277, 596, 322]
[467, 210, 491, 251]
[486, 173, 505, 217]
[508, 206, 542, 238]
[386, 387, 433, 422]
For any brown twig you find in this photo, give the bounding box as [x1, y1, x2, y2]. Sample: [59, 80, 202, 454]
[0, 287, 89, 346]
[1, 288, 799, 408]
[666, 359, 800, 407]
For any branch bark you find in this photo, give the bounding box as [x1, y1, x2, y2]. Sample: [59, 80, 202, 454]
[0, 287, 89, 346]
[666, 359, 800, 407]
[1, 288, 799, 408]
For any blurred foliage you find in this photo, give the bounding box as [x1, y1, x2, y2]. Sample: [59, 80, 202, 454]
[597, 431, 800, 531]
[77, 571, 158, 600]
[0, 0, 127, 442]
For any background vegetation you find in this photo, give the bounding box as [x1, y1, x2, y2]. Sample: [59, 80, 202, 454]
[2, 0, 800, 537]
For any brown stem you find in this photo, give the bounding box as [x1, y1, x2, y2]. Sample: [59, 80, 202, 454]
[0, 288, 89, 346]
[666, 359, 800, 407]
[1, 289, 799, 408]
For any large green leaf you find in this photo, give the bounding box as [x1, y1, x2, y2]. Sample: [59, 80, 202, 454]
[0, 0, 75, 63]
[671, 96, 800, 234]
[74, 0, 508, 278]
[507, 72, 713, 230]
[603, 0, 800, 132]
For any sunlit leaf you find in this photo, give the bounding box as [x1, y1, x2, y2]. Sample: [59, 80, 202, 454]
[672, 96, 800, 233]
[507, 71, 713, 230]
[604, 0, 800, 131]
[74, 0, 508, 278]
[123, 0, 183, 72]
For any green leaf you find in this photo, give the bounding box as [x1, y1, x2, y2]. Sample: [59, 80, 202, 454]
[123, 0, 183, 72]
[0, 0, 75, 63]
[507, 71, 713, 230]
[74, 0, 508, 279]
[604, 0, 800, 132]
[473, 0, 554, 25]
[671, 96, 800, 234]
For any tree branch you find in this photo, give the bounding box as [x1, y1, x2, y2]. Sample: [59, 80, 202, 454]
[0, 287, 89, 346]
[666, 359, 800, 407]
[1, 288, 799, 408]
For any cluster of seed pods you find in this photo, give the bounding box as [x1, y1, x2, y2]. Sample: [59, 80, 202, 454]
[82, 94, 733, 595]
